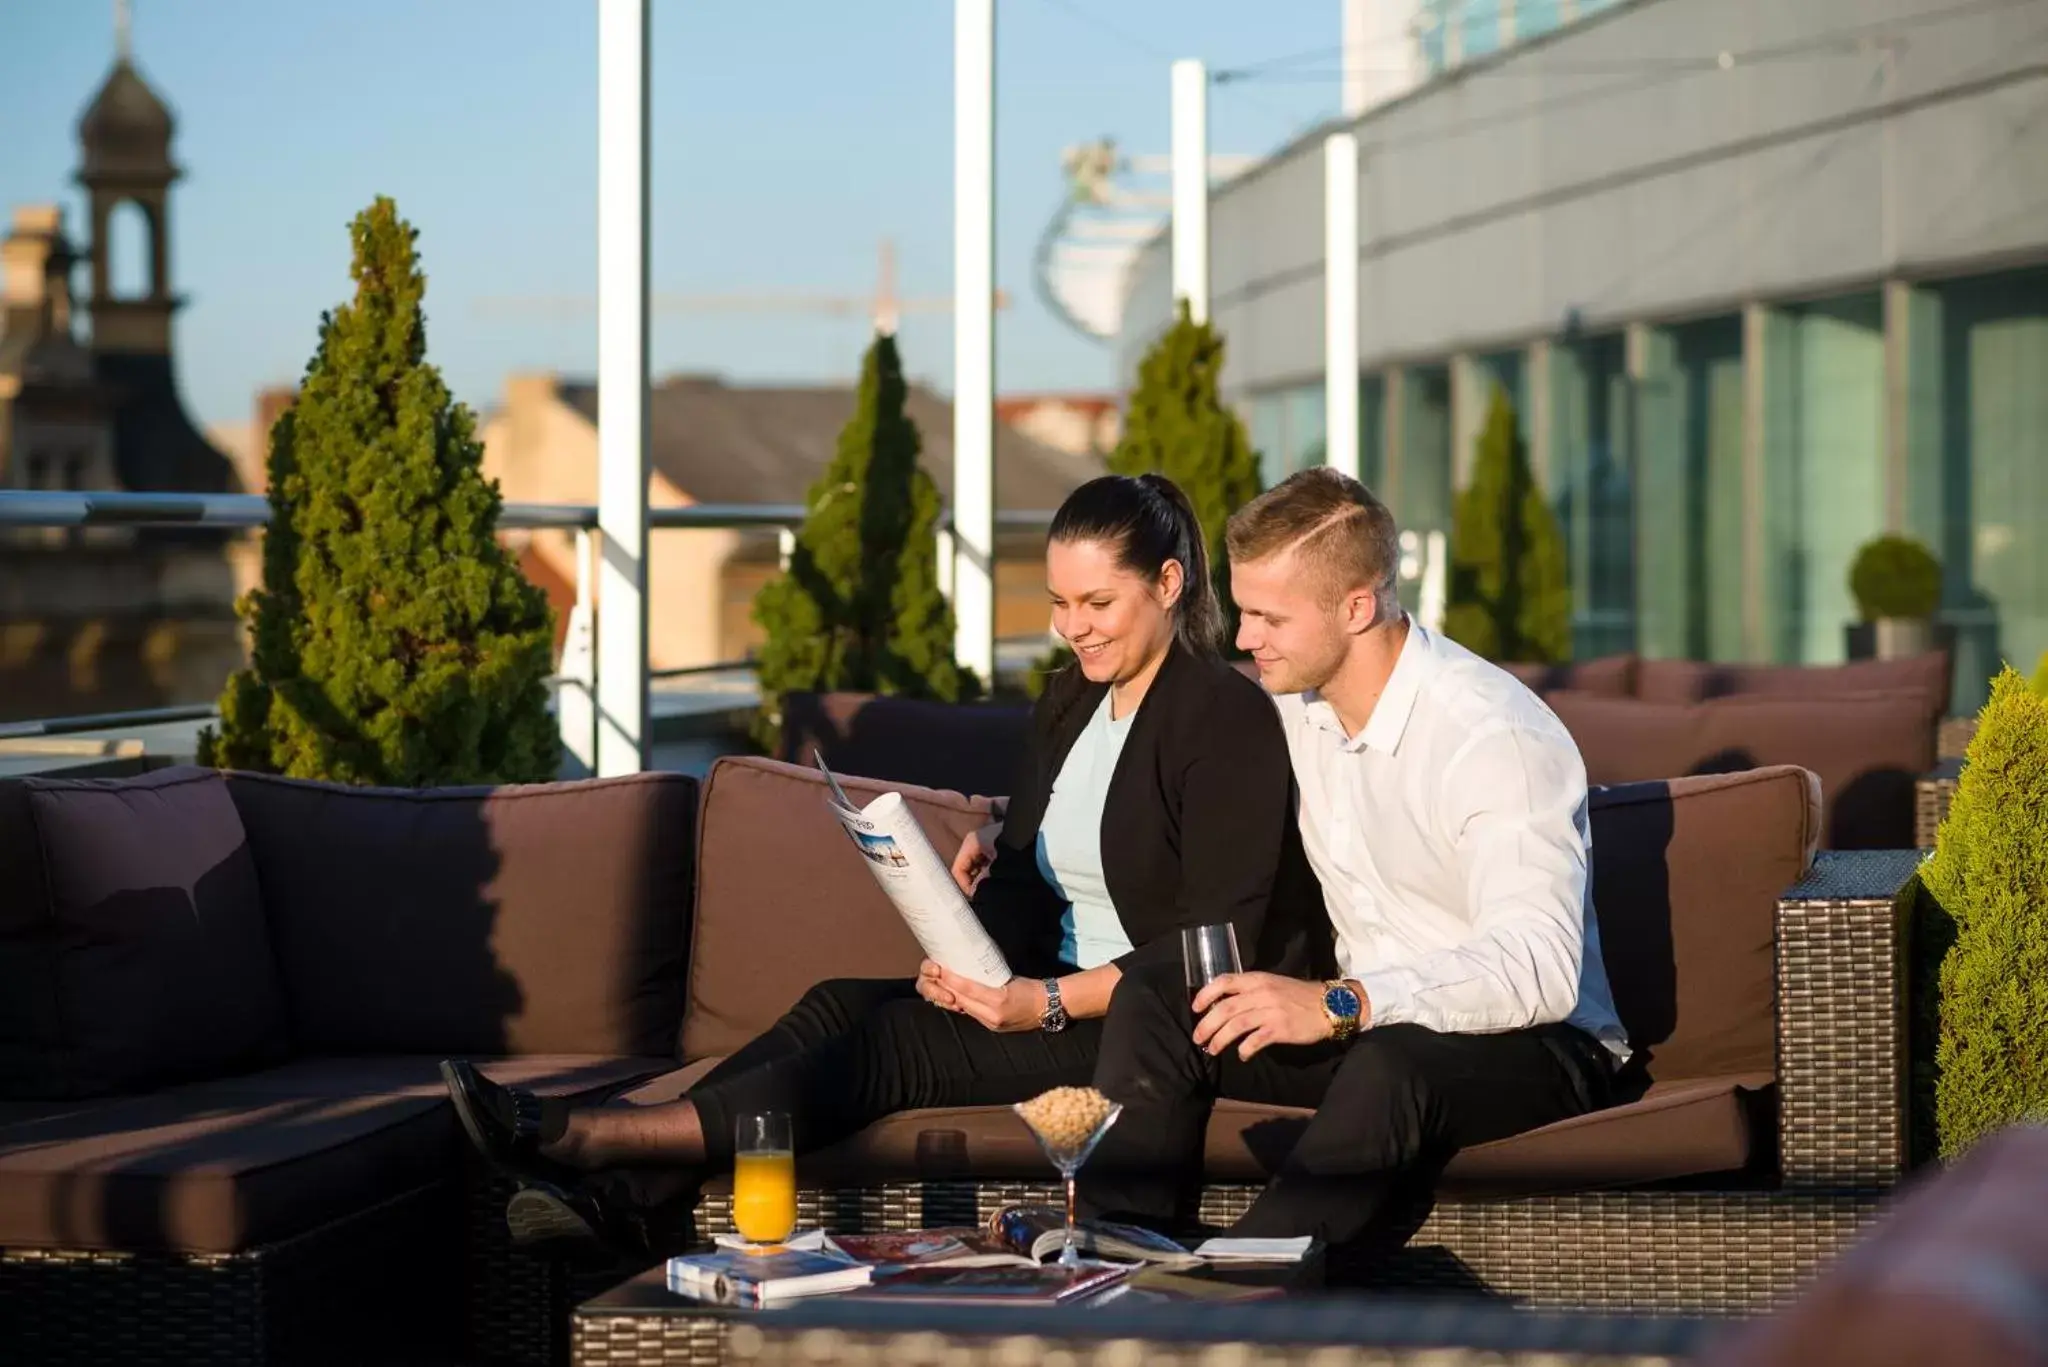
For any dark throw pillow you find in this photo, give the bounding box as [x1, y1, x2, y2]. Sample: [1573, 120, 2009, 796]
[12, 766, 289, 1098]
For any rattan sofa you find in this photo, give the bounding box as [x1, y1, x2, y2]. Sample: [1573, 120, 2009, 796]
[1, 749, 1923, 1365]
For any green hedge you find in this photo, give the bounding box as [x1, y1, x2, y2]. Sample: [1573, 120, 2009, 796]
[1918, 667, 2048, 1160]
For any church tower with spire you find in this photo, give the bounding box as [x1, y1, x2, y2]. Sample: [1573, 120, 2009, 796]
[71, 0, 234, 493]
[0, 0, 240, 718]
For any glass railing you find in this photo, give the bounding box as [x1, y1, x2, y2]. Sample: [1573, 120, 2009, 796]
[0, 489, 1055, 745]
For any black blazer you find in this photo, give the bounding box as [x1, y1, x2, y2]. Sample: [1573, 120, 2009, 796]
[971, 641, 1331, 982]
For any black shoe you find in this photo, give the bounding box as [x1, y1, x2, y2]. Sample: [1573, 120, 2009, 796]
[506, 1181, 615, 1253]
[507, 1178, 693, 1264]
[440, 1059, 575, 1184]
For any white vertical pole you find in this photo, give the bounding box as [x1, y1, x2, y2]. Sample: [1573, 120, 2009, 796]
[952, 0, 996, 688]
[1170, 58, 1209, 323]
[597, 0, 650, 776]
[1324, 131, 1361, 480]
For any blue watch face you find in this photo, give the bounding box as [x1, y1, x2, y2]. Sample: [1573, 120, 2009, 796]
[1324, 984, 1361, 1019]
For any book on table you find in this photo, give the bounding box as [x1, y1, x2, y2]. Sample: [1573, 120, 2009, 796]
[664, 1247, 872, 1307]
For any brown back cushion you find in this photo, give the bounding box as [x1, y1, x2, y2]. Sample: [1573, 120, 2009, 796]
[1549, 691, 1935, 849]
[0, 780, 56, 1093]
[1497, 653, 1638, 698]
[1636, 652, 1951, 717]
[1588, 767, 1820, 1084]
[682, 757, 996, 1061]
[227, 771, 695, 1057]
[4, 768, 289, 1099]
[775, 693, 1031, 800]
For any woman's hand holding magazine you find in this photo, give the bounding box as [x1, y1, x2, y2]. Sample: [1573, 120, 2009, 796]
[812, 751, 1014, 989]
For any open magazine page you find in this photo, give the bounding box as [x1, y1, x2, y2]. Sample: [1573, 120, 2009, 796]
[813, 752, 1014, 988]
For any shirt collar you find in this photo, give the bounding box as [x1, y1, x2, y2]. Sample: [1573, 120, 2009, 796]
[1305, 615, 1431, 756]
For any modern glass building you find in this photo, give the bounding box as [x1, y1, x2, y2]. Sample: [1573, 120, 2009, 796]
[1122, 0, 2048, 712]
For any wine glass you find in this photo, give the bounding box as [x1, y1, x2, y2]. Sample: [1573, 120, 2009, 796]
[1013, 1097, 1124, 1267]
[1181, 923, 1243, 1006]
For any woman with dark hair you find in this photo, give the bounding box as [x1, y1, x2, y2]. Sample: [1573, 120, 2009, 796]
[442, 472, 1326, 1247]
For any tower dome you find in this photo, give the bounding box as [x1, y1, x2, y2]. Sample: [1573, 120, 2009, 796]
[77, 59, 175, 182]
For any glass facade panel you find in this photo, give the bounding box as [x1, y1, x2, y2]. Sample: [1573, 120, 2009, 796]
[1551, 334, 1635, 658]
[1395, 364, 1454, 611]
[1634, 318, 1745, 661]
[1249, 384, 1328, 488]
[1286, 386, 1328, 475]
[1931, 268, 2048, 712]
[1460, 2, 1505, 60]
[1360, 373, 1387, 497]
[1760, 295, 1886, 665]
[1250, 391, 1288, 490]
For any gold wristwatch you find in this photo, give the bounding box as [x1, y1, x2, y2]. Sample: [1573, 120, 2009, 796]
[1322, 980, 1363, 1042]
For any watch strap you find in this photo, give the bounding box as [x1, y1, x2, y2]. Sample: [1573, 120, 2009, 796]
[1040, 977, 1067, 1032]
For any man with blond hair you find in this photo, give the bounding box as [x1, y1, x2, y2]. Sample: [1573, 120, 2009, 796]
[1078, 466, 1629, 1250]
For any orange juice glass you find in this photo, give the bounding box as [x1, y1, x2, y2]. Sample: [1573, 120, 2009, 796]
[732, 1112, 797, 1248]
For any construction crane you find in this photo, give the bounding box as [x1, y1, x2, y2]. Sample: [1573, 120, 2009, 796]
[470, 238, 1010, 335]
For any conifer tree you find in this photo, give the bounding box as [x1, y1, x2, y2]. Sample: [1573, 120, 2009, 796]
[1106, 300, 1262, 644]
[1444, 388, 1572, 663]
[750, 332, 975, 750]
[1922, 668, 2048, 1158]
[198, 197, 556, 784]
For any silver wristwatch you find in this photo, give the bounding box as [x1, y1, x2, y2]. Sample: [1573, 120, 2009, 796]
[1039, 977, 1069, 1033]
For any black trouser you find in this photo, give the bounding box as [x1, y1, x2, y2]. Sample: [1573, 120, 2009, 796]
[686, 977, 1101, 1164]
[1079, 964, 1616, 1250]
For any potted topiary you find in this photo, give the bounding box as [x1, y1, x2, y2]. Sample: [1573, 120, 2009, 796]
[1846, 534, 1943, 661]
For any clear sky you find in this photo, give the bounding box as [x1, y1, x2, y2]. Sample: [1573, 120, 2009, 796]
[1, 1, 1346, 430]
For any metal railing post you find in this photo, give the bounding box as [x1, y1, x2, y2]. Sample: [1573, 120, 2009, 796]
[558, 527, 599, 778]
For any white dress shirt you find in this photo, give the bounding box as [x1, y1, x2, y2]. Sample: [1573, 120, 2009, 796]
[1272, 619, 1630, 1060]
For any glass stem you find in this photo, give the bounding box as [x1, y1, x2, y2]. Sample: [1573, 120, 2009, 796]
[1064, 1170, 1078, 1254]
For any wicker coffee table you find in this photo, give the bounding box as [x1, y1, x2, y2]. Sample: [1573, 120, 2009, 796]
[570, 1250, 1325, 1367]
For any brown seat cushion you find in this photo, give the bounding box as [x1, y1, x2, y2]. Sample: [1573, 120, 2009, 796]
[1550, 691, 1932, 848]
[227, 771, 696, 1057]
[776, 693, 1030, 800]
[1635, 652, 1951, 718]
[1496, 653, 1638, 698]
[682, 757, 998, 1061]
[3, 768, 289, 1099]
[0, 1055, 662, 1254]
[683, 1075, 1767, 1198]
[1586, 767, 1819, 1084]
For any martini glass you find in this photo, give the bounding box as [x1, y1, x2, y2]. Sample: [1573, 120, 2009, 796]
[1014, 1100, 1124, 1267]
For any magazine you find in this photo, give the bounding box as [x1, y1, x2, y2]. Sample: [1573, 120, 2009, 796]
[830, 1207, 1202, 1270]
[987, 1205, 1204, 1267]
[812, 750, 1012, 987]
[845, 1262, 1131, 1307]
[665, 1246, 872, 1307]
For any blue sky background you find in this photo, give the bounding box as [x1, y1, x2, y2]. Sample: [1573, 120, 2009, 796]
[1, 1, 1346, 429]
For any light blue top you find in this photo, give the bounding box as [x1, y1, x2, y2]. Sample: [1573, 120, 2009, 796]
[1034, 691, 1138, 969]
